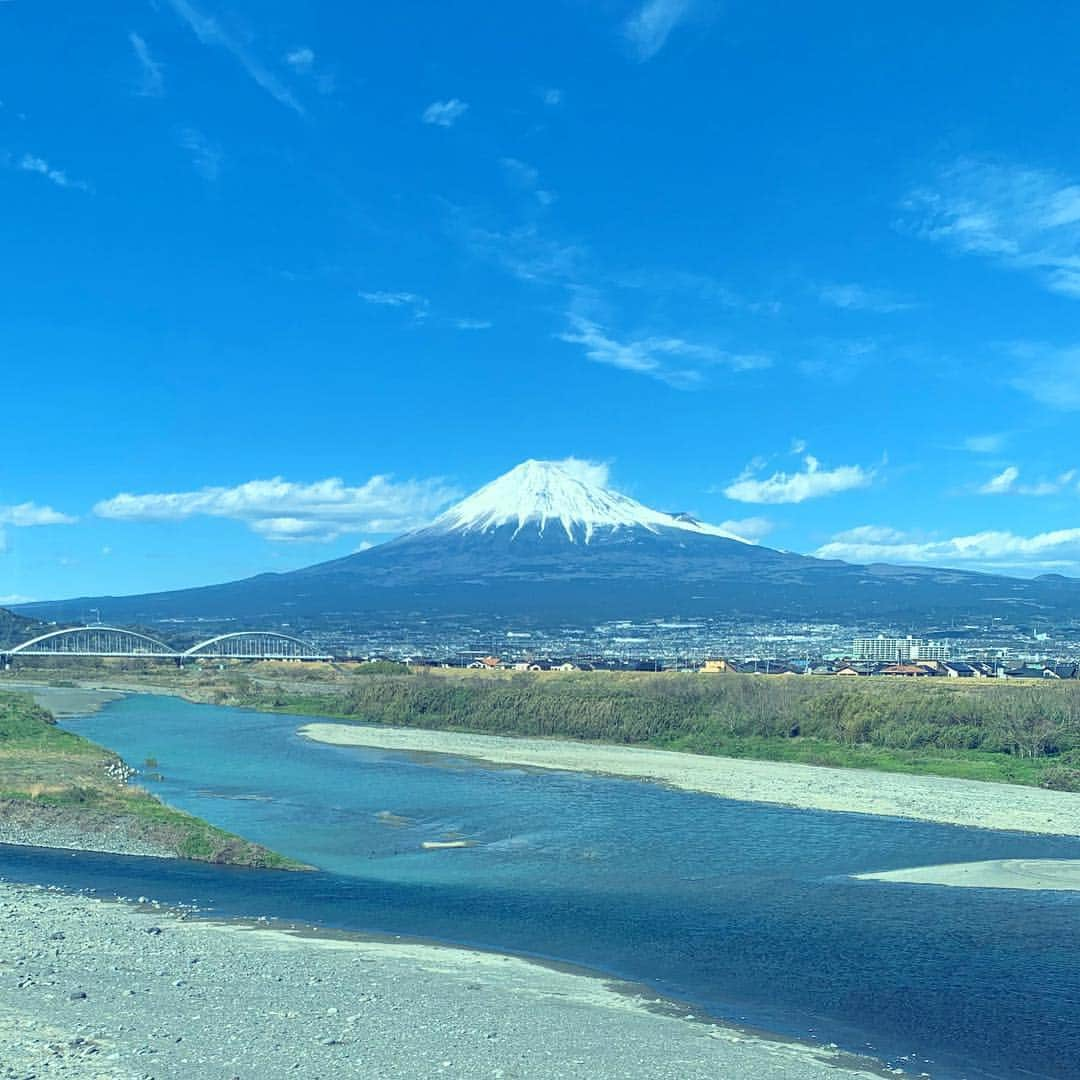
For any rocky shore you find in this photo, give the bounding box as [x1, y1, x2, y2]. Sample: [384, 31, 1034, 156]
[0, 882, 902, 1080]
[0, 802, 175, 860]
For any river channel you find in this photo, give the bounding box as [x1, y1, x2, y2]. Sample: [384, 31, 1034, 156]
[4, 691, 1080, 1079]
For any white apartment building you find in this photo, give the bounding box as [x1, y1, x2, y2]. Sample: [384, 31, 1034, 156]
[852, 635, 951, 662]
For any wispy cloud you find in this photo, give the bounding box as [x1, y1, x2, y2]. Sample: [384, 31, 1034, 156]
[94, 475, 461, 543]
[904, 158, 1080, 298]
[129, 32, 164, 97]
[166, 0, 304, 116]
[724, 454, 874, 504]
[421, 98, 468, 127]
[798, 338, 884, 383]
[16, 153, 89, 191]
[716, 516, 774, 541]
[540, 88, 562, 106]
[359, 290, 430, 320]
[500, 157, 555, 206]
[978, 465, 1076, 496]
[177, 128, 221, 181]
[455, 218, 585, 285]
[624, 0, 694, 60]
[454, 318, 492, 331]
[815, 524, 1080, 574]
[1005, 342, 1080, 410]
[979, 466, 1019, 495]
[0, 503, 76, 526]
[816, 282, 914, 313]
[558, 314, 769, 389]
[963, 433, 1007, 454]
[284, 46, 314, 72]
[284, 46, 334, 93]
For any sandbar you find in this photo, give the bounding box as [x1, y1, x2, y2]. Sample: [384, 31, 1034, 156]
[300, 722, 1080, 836]
[855, 858, 1080, 890]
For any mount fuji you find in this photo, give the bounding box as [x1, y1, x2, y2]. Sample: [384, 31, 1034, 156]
[18, 459, 1080, 628]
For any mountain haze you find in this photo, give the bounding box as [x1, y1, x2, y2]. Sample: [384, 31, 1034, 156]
[16, 460, 1080, 627]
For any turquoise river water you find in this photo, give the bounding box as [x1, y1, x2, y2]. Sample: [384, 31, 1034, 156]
[3, 693, 1080, 1079]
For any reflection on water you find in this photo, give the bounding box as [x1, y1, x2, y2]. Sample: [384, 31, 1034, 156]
[18, 693, 1078, 1080]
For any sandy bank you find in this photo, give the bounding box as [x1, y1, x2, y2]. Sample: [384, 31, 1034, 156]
[300, 722, 1080, 836]
[0, 680, 126, 717]
[0, 882, 899, 1079]
[855, 858, 1080, 891]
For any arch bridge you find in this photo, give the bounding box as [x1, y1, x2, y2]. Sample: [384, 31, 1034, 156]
[2, 625, 332, 663]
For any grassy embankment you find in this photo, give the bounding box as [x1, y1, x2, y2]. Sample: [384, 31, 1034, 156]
[0, 690, 304, 868]
[161, 662, 1080, 792]
[7, 660, 1080, 791]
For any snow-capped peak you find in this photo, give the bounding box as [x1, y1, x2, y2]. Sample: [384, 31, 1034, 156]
[428, 459, 750, 544]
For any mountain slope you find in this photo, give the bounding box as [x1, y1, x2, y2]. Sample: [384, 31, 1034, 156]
[15, 460, 1080, 626]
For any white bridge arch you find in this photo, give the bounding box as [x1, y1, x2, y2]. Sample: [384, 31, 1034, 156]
[3, 625, 331, 662]
[10, 626, 176, 657]
[182, 631, 332, 660]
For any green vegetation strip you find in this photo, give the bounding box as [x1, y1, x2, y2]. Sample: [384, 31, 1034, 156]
[0, 691, 305, 868]
[213, 668, 1080, 791]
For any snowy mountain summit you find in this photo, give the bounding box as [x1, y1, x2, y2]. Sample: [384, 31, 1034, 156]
[428, 459, 749, 544]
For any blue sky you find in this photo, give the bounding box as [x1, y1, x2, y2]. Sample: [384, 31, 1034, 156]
[4, 0, 1080, 601]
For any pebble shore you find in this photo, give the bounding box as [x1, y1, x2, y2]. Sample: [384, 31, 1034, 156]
[0, 805, 176, 861]
[0, 882, 901, 1080]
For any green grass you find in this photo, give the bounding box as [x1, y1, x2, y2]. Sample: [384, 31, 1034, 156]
[652, 732, 1049, 786]
[9, 665, 1080, 794]
[0, 691, 306, 869]
[213, 669, 1080, 793]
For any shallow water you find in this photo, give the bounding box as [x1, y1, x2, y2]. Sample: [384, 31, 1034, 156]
[5, 693, 1080, 1078]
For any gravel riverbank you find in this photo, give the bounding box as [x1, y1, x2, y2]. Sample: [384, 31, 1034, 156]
[0, 881, 902, 1080]
[0, 802, 175, 860]
[300, 722, 1080, 836]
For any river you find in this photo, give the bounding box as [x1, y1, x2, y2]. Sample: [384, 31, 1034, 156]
[4, 691, 1080, 1079]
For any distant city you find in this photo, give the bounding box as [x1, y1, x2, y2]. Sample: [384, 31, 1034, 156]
[125, 612, 1080, 677]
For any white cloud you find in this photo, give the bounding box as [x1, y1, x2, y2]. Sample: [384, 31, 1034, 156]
[17, 154, 88, 191]
[978, 465, 1076, 496]
[0, 594, 35, 606]
[457, 220, 584, 284]
[797, 338, 881, 383]
[815, 524, 1080, 574]
[979, 466, 1019, 495]
[421, 98, 468, 127]
[284, 46, 314, 72]
[0, 503, 77, 526]
[963, 433, 1006, 454]
[905, 158, 1080, 298]
[454, 318, 492, 330]
[359, 290, 429, 320]
[129, 32, 164, 97]
[500, 157, 555, 206]
[817, 282, 913, 313]
[166, 0, 304, 116]
[716, 516, 773, 541]
[556, 457, 611, 489]
[724, 454, 874, 504]
[94, 475, 462, 543]
[624, 0, 693, 61]
[177, 128, 221, 181]
[558, 314, 769, 389]
[1005, 342, 1080, 410]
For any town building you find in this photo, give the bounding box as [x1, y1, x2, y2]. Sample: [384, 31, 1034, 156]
[851, 635, 951, 662]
